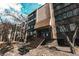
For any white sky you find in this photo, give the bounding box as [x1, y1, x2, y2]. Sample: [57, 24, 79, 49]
[0, 3, 22, 12]
[0, 3, 44, 13]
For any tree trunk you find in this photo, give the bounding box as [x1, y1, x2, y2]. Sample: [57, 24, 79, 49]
[67, 35, 76, 54]
[63, 33, 76, 54]
[70, 45, 76, 54]
[24, 32, 27, 43]
[0, 35, 2, 41]
[14, 25, 17, 41]
[8, 29, 12, 42]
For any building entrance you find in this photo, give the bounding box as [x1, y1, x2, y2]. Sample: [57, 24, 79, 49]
[37, 27, 51, 44]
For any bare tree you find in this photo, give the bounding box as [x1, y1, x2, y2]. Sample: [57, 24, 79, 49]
[8, 13, 28, 43]
[0, 11, 28, 43]
[58, 24, 78, 54]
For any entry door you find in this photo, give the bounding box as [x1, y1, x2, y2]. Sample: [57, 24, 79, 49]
[37, 28, 51, 40]
[41, 29, 51, 40]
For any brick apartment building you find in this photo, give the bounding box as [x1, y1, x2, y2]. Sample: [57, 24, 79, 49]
[27, 4, 57, 44]
[35, 4, 57, 43]
[26, 10, 37, 38]
[26, 3, 79, 46]
[53, 3, 79, 46]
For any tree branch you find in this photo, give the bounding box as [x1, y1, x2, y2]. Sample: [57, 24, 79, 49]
[72, 27, 78, 45]
[62, 33, 74, 47]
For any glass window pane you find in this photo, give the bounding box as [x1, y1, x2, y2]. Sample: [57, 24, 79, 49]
[62, 13, 67, 19]
[67, 11, 73, 17]
[73, 8, 79, 16]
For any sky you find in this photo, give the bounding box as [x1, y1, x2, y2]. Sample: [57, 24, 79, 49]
[0, 3, 44, 15]
[0, 3, 44, 24]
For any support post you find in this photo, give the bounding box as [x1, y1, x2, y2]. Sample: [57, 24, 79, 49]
[49, 3, 57, 40]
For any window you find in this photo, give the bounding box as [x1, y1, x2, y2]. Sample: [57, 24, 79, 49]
[46, 33, 48, 36]
[62, 13, 67, 19]
[28, 13, 36, 21]
[34, 18, 36, 20]
[70, 4, 77, 11]
[67, 11, 73, 18]
[59, 26, 68, 32]
[72, 4, 77, 9]
[55, 5, 61, 10]
[62, 8, 65, 13]
[33, 31, 36, 34]
[65, 6, 70, 12]
[56, 14, 62, 21]
[70, 23, 76, 31]
[55, 10, 62, 16]
[59, 26, 65, 32]
[30, 25, 33, 29]
[73, 8, 79, 16]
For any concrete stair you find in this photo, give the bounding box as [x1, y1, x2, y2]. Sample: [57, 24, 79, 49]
[27, 37, 45, 49]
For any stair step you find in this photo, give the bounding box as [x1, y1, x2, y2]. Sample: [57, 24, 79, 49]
[27, 37, 45, 49]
